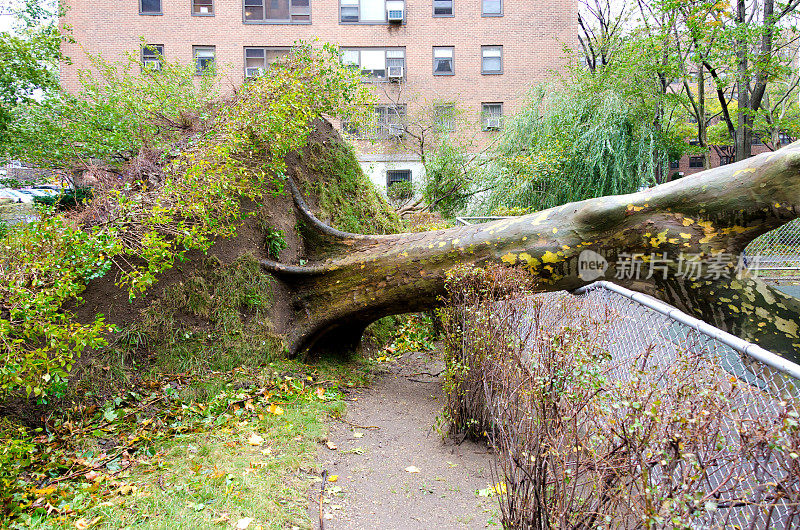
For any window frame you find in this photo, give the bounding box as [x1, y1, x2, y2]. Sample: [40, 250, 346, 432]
[481, 0, 502, 16]
[141, 44, 165, 72]
[433, 0, 454, 17]
[192, 0, 215, 16]
[339, 0, 405, 25]
[140, 0, 163, 15]
[347, 104, 407, 139]
[193, 45, 216, 76]
[481, 102, 503, 131]
[243, 0, 312, 24]
[340, 47, 406, 82]
[243, 46, 292, 78]
[688, 156, 704, 168]
[432, 46, 455, 76]
[386, 169, 412, 197]
[719, 155, 733, 166]
[481, 45, 503, 75]
[434, 103, 456, 132]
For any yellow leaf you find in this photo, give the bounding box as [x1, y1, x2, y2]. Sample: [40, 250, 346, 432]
[405, 466, 421, 473]
[316, 387, 325, 399]
[267, 404, 284, 416]
[325, 440, 337, 450]
[247, 434, 264, 446]
[260, 447, 273, 455]
[244, 400, 255, 411]
[328, 475, 339, 482]
[75, 519, 90, 530]
[353, 431, 364, 438]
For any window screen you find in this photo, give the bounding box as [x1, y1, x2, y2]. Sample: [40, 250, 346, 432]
[433, 0, 453, 15]
[193, 46, 215, 74]
[433, 47, 454, 75]
[193, 0, 214, 14]
[482, 103, 503, 130]
[482, 0, 501, 15]
[141, 0, 161, 13]
[142, 44, 164, 70]
[482, 46, 502, 74]
[245, 0, 310, 22]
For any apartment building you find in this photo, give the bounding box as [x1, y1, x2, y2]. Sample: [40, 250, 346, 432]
[60, 0, 577, 194]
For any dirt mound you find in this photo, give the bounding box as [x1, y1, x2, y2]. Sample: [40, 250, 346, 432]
[66, 119, 401, 394]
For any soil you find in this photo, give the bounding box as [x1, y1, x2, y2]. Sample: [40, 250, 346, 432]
[312, 350, 499, 529]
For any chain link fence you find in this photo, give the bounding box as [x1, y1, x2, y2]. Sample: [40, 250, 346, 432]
[527, 283, 800, 528]
[744, 219, 800, 283]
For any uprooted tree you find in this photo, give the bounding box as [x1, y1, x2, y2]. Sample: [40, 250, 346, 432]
[266, 146, 800, 360]
[4, 42, 800, 402]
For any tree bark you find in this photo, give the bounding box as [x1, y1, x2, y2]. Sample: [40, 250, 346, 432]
[265, 145, 800, 360]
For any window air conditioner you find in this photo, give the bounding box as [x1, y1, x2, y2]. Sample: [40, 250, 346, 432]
[200, 5, 210, 13]
[386, 124, 404, 137]
[388, 65, 404, 79]
[246, 67, 265, 77]
[387, 9, 404, 21]
[143, 59, 162, 71]
[386, 1, 404, 22]
[486, 117, 502, 130]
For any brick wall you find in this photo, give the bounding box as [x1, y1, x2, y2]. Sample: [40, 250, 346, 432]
[60, 0, 577, 147]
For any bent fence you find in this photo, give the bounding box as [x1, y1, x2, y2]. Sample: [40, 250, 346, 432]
[528, 283, 800, 528]
[443, 269, 800, 528]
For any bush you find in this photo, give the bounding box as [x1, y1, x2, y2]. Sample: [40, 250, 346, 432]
[442, 264, 800, 528]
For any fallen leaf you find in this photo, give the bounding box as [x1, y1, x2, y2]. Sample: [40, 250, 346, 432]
[247, 434, 264, 446]
[316, 387, 326, 399]
[352, 431, 364, 438]
[244, 400, 255, 411]
[405, 466, 421, 473]
[267, 404, 284, 416]
[328, 474, 339, 482]
[260, 447, 273, 455]
[74, 519, 90, 530]
[235, 517, 254, 529]
[323, 513, 334, 520]
[84, 470, 101, 482]
[325, 441, 337, 450]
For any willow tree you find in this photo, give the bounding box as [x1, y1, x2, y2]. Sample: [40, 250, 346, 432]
[265, 145, 800, 360]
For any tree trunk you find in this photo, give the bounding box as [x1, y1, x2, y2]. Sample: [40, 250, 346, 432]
[265, 145, 800, 360]
[735, 0, 752, 161]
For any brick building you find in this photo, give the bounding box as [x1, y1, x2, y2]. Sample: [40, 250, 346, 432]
[60, 0, 577, 194]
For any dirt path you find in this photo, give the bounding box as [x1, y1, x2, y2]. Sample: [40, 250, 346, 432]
[311, 350, 499, 529]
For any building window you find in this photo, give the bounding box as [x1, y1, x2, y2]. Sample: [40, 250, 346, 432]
[341, 48, 405, 81]
[688, 156, 704, 168]
[434, 104, 455, 132]
[340, 0, 404, 23]
[193, 0, 214, 15]
[433, 0, 453, 16]
[193, 46, 215, 75]
[779, 132, 794, 144]
[751, 135, 763, 145]
[481, 46, 502, 74]
[140, 0, 162, 14]
[387, 169, 412, 198]
[719, 155, 733, 166]
[482, 0, 502, 16]
[141, 44, 164, 71]
[669, 159, 679, 169]
[482, 102, 503, 130]
[433, 47, 454, 75]
[348, 105, 406, 139]
[244, 47, 291, 78]
[244, 0, 310, 23]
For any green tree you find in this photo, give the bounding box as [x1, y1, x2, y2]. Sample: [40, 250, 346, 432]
[0, 0, 66, 150]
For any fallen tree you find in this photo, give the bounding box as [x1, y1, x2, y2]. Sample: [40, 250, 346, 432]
[266, 145, 800, 359]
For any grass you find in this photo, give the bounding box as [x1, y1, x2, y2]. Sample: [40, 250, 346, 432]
[5, 350, 374, 530]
